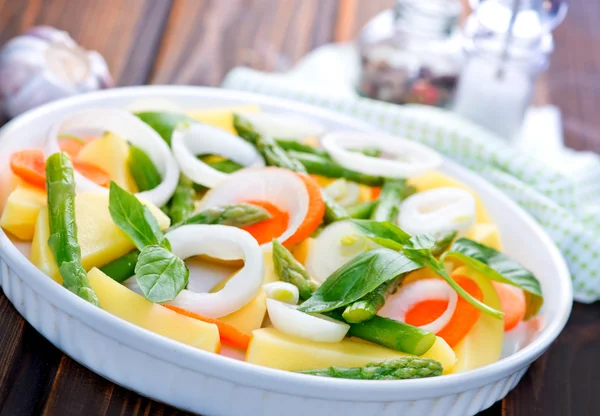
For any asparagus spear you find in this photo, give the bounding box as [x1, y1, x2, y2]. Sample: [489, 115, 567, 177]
[101, 203, 271, 281]
[174, 203, 271, 228]
[202, 157, 244, 173]
[341, 230, 457, 323]
[370, 179, 416, 222]
[272, 240, 316, 300]
[297, 357, 442, 380]
[168, 175, 195, 224]
[288, 151, 384, 187]
[275, 139, 330, 158]
[345, 315, 436, 356]
[128, 145, 162, 192]
[46, 152, 100, 306]
[233, 113, 349, 223]
[347, 201, 377, 219]
[342, 278, 397, 323]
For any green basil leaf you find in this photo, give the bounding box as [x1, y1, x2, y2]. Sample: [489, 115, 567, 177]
[350, 220, 411, 249]
[108, 181, 162, 250]
[135, 112, 196, 146]
[160, 237, 172, 251]
[444, 238, 543, 319]
[403, 235, 505, 320]
[135, 245, 189, 303]
[298, 248, 421, 313]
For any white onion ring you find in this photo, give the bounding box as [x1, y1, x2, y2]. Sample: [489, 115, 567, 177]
[398, 187, 476, 237]
[266, 299, 349, 343]
[378, 279, 458, 334]
[166, 224, 264, 318]
[321, 131, 442, 178]
[263, 281, 299, 305]
[171, 123, 264, 188]
[197, 167, 309, 248]
[46, 108, 179, 206]
[240, 112, 326, 141]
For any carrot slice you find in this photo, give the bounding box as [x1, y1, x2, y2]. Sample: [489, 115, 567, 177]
[165, 305, 251, 350]
[405, 300, 448, 327]
[10, 149, 47, 188]
[242, 200, 289, 245]
[59, 138, 85, 159]
[404, 276, 483, 347]
[492, 281, 526, 331]
[371, 186, 382, 200]
[73, 161, 111, 188]
[283, 174, 325, 247]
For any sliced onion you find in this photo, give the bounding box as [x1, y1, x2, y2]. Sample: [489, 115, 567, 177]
[240, 112, 326, 141]
[197, 167, 309, 248]
[171, 123, 264, 188]
[263, 282, 299, 305]
[398, 187, 476, 237]
[306, 220, 380, 283]
[266, 299, 349, 343]
[379, 279, 458, 334]
[165, 224, 264, 318]
[321, 131, 442, 178]
[46, 108, 179, 206]
[323, 179, 360, 207]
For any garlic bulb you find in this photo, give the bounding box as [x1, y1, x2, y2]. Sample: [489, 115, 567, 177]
[0, 26, 112, 118]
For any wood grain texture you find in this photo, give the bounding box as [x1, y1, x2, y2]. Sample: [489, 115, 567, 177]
[0, 0, 599, 415]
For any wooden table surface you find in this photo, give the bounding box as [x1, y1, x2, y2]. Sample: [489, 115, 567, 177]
[0, 1, 599, 415]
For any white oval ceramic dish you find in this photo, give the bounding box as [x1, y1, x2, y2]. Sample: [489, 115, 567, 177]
[0, 86, 572, 416]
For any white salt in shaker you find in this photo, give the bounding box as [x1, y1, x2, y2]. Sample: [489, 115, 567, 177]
[453, 0, 564, 141]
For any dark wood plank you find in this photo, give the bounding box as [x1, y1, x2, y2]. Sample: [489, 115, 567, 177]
[150, 0, 340, 86]
[547, 0, 600, 152]
[41, 355, 190, 416]
[500, 303, 600, 416]
[0, 292, 62, 416]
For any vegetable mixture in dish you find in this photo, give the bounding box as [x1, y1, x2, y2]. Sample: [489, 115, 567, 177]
[0, 104, 544, 380]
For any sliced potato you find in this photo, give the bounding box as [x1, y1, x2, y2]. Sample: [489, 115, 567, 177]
[88, 268, 220, 352]
[246, 328, 456, 373]
[0, 183, 46, 240]
[77, 133, 138, 192]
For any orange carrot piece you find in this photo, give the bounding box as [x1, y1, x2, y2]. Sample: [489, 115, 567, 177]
[371, 186, 382, 200]
[73, 161, 111, 188]
[492, 281, 526, 332]
[405, 300, 448, 326]
[9, 149, 47, 188]
[59, 138, 85, 159]
[242, 200, 289, 245]
[404, 276, 483, 347]
[283, 173, 325, 247]
[165, 305, 251, 350]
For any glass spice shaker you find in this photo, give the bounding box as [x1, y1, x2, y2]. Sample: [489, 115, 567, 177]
[453, 1, 556, 141]
[357, 0, 463, 107]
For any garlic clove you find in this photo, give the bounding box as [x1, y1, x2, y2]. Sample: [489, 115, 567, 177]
[0, 26, 112, 118]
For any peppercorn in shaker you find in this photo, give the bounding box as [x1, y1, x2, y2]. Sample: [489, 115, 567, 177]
[357, 0, 463, 108]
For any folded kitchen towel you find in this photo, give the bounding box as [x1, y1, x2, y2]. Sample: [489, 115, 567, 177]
[223, 59, 600, 303]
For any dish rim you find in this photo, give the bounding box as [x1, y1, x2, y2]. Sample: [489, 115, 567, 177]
[0, 85, 573, 402]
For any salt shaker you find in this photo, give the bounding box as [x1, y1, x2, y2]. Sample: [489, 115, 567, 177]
[357, 0, 463, 107]
[453, 0, 567, 141]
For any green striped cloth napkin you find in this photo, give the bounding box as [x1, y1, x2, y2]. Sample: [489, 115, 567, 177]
[223, 66, 600, 303]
